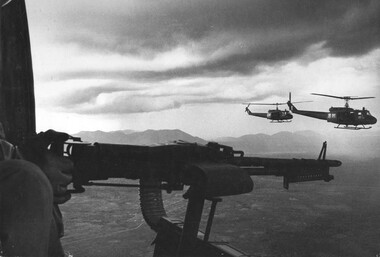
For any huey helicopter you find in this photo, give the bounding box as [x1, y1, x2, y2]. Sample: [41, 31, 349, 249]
[243, 97, 311, 122]
[287, 93, 377, 130]
[244, 102, 293, 122]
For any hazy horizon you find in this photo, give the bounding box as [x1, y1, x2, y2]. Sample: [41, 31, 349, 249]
[74, 128, 380, 160]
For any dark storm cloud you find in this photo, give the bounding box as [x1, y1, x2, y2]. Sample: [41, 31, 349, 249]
[46, 0, 380, 81]
[55, 0, 379, 52]
[55, 32, 316, 82]
[323, 0, 380, 56]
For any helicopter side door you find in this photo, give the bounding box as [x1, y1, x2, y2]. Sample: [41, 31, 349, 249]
[327, 112, 337, 123]
[267, 110, 283, 120]
[356, 110, 365, 123]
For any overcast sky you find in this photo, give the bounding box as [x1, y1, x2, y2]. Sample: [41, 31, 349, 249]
[26, 0, 380, 139]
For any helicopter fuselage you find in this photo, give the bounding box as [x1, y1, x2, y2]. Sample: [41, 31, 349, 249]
[244, 99, 296, 122]
[327, 107, 377, 126]
[246, 107, 293, 121]
[287, 100, 377, 129]
[267, 109, 293, 121]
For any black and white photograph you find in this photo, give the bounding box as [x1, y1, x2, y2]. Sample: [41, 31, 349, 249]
[1, 0, 379, 256]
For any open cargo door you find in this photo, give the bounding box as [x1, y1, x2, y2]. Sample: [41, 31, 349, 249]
[0, 0, 35, 145]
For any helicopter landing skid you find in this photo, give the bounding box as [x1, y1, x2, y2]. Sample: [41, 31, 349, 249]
[270, 120, 292, 123]
[335, 124, 372, 130]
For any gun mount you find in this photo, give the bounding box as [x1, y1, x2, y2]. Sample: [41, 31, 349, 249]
[33, 130, 341, 256]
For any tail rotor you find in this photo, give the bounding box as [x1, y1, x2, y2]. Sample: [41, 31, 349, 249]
[245, 103, 251, 113]
[287, 92, 294, 111]
[287, 92, 312, 111]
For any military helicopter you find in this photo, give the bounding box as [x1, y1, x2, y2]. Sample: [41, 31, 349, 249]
[244, 102, 293, 122]
[244, 97, 311, 122]
[287, 93, 377, 129]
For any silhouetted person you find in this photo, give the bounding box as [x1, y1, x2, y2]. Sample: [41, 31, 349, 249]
[0, 123, 72, 256]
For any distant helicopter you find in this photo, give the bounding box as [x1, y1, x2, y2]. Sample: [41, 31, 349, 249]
[287, 93, 377, 129]
[244, 96, 312, 122]
[244, 102, 293, 122]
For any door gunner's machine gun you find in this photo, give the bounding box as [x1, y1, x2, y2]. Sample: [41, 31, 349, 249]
[38, 130, 341, 257]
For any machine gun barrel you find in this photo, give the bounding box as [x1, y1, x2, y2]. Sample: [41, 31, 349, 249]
[228, 156, 342, 189]
[232, 157, 342, 169]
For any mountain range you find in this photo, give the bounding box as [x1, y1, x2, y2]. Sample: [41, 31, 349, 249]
[74, 129, 380, 159]
[75, 129, 207, 145]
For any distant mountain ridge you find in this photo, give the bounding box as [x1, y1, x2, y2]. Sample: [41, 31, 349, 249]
[217, 130, 325, 157]
[218, 130, 380, 158]
[75, 129, 207, 145]
[74, 129, 380, 159]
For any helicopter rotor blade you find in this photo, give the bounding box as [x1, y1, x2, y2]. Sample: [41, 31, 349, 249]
[241, 102, 288, 106]
[348, 96, 375, 100]
[311, 93, 345, 99]
[291, 101, 313, 104]
[312, 93, 375, 101]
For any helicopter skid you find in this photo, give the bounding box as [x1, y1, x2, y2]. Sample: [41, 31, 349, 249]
[270, 120, 292, 123]
[334, 125, 372, 130]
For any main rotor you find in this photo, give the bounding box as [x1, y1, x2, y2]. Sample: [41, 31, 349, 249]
[311, 93, 375, 108]
[243, 100, 311, 110]
[243, 102, 288, 110]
